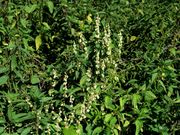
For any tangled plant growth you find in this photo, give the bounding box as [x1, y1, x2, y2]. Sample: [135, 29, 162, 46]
[0, 0, 180, 135]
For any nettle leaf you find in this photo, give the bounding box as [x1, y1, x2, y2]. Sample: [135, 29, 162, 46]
[40, 97, 53, 103]
[104, 113, 112, 123]
[92, 127, 103, 135]
[20, 127, 31, 135]
[20, 18, 28, 28]
[145, 91, 157, 101]
[31, 75, 40, 84]
[105, 96, 115, 110]
[11, 55, 17, 71]
[42, 22, 51, 30]
[80, 75, 88, 87]
[46, 1, 54, 14]
[0, 66, 9, 74]
[132, 94, 141, 109]
[24, 4, 37, 13]
[0, 127, 4, 134]
[135, 119, 143, 135]
[110, 117, 117, 126]
[151, 73, 158, 83]
[0, 75, 9, 86]
[35, 34, 42, 51]
[63, 126, 76, 135]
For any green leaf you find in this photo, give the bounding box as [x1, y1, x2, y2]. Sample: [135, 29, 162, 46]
[169, 48, 176, 56]
[135, 119, 143, 135]
[104, 113, 112, 123]
[31, 75, 40, 84]
[158, 80, 166, 92]
[11, 55, 17, 71]
[14, 113, 35, 123]
[145, 91, 157, 101]
[24, 4, 37, 13]
[63, 126, 76, 135]
[92, 127, 102, 135]
[21, 127, 31, 135]
[110, 117, 117, 126]
[40, 97, 53, 103]
[151, 73, 158, 83]
[0, 75, 9, 86]
[123, 120, 130, 127]
[80, 75, 88, 87]
[35, 34, 42, 51]
[132, 94, 141, 109]
[42, 22, 51, 30]
[130, 36, 137, 41]
[0, 127, 4, 134]
[0, 67, 9, 74]
[46, 1, 54, 14]
[113, 129, 119, 135]
[105, 96, 115, 110]
[20, 18, 28, 28]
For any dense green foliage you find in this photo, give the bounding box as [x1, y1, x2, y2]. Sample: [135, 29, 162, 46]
[0, 0, 179, 134]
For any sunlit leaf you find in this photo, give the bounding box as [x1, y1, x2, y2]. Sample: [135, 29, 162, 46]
[104, 113, 112, 123]
[35, 34, 42, 51]
[145, 91, 157, 101]
[24, 4, 37, 13]
[92, 127, 102, 135]
[31, 75, 40, 84]
[11, 55, 17, 71]
[46, 1, 54, 14]
[130, 36, 137, 41]
[87, 14, 92, 24]
[0, 75, 9, 86]
[135, 119, 143, 135]
[21, 127, 31, 135]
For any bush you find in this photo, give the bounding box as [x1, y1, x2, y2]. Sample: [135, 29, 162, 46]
[0, 0, 179, 134]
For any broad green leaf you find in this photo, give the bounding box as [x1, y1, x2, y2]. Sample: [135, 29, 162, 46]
[14, 113, 35, 123]
[105, 96, 115, 110]
[11, 55, 17, 71]
[104, 113, 112, 123]
[63, 126, 76, 135]
[24, 4, 37, 13]
[21, 127, 31, 135]
[42, 22, 51, 30]
[135, 119, 143, 135]
[0, 67, 8, 74]
[123, 120, 130, 127]
[8, 106, 15, 123]
[92, 127, 102, 135]
[40, 97, 53, 103]
[0, 127, 4, 134]
[151, 73, 158, 83]
[158, 80, 166, 92]
[80, 75, 88, 87]
[0, 117, 6, 124]
[119, 97, 127, 111]
[0, 75, 9, 86]
[14, 70, 24, 82]
[86, 124, 93, 135]
[20, 18, 28, 28]
[145, 91, 157, 101]
[130, 36, 137, 41]
[46, 1, 54, 14]
[110, 117, 117, 126]
[31, 75, 40, 84]
[132, 94, 141, 109]
[35, 34, 42, 51]
[87, 14, 92, 24]
[169, 48, 176, 56]
[113, 129, 119, 135]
